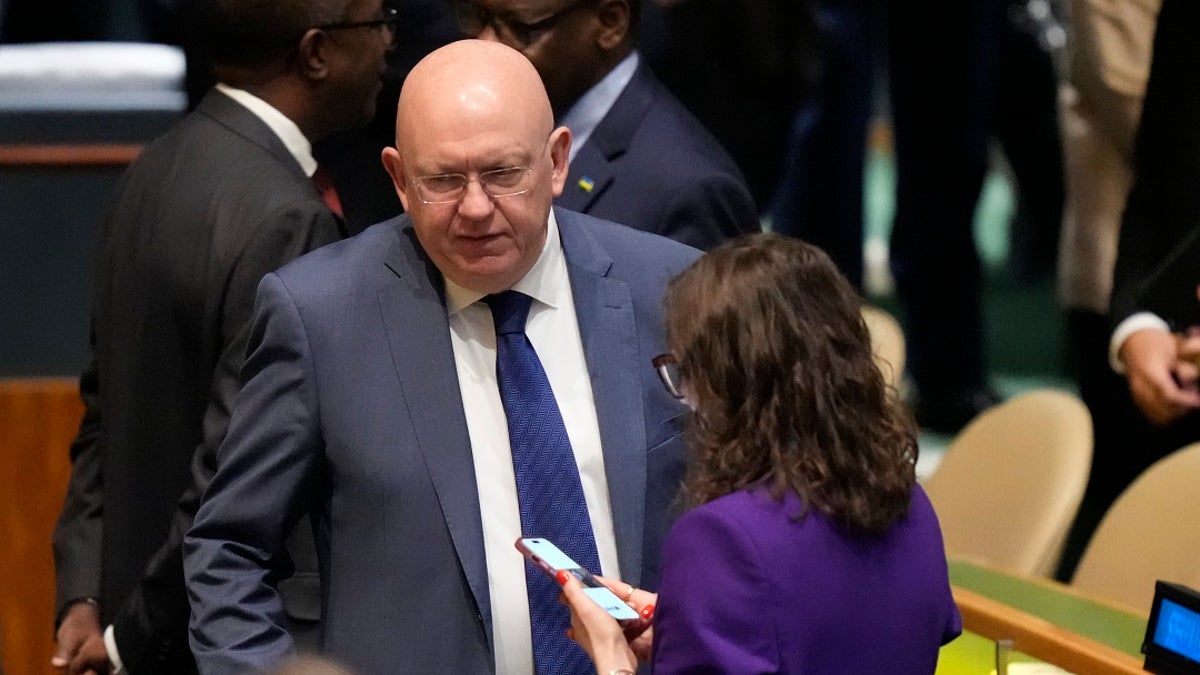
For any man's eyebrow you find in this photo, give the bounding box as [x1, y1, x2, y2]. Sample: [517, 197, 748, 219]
[486, 153, 532, 169]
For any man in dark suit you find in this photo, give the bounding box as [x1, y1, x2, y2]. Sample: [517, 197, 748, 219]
[50, 0, 393, 672]
[1056, 0, 1200, 580]
[185, 39, 698, 674]
[1108, 0, 1200, 428]
[461, 0, 758, 251]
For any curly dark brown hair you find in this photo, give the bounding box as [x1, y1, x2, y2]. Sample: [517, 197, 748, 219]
[664, 233, 918, 535]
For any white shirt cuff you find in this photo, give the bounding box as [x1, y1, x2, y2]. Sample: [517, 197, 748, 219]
[103, 624, 125, 674]
[1110, 312, 1171, 373]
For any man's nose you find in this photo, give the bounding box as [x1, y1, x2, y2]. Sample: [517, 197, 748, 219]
[458, 179, 495, 219]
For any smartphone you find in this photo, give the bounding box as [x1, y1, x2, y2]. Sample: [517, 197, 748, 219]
[515, 537, 640, 621]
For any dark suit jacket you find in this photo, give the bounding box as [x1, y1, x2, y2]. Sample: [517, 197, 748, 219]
[555, 61, 759, 251]
[1110, 0, 1200, 327]
[52, 89, 343, 673]
[184, 208, 699, 674]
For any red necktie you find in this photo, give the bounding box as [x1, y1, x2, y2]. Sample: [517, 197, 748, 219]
[311, 166, 344, 219]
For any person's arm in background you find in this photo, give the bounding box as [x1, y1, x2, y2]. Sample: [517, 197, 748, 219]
[51, 343, 110, 674]
[1108, 0, 1200, 425]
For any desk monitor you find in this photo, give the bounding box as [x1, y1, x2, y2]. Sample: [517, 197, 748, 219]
[1144, 581, 1200, 674]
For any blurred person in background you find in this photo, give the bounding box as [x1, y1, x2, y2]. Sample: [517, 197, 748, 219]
[636, 0, 816, 211]
[887, 0, 1064, 433]
[50, 0, 391, 672]
[1054, 0, 1160, 581]
[460, 0, 759, 250]
[1073, 0, 1200, 578]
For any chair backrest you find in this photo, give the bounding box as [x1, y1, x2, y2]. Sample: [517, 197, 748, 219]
[923, 389, 1093, 577]
[862, 305, 905, 391]
[1071, 441, 1200, 613]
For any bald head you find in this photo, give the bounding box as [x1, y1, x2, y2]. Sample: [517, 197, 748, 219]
[381, 39, 572, 294]
[397, 40, 554, 152]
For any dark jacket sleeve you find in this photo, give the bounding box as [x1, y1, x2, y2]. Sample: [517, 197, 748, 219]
[1109, 0, 1200, 327]
[109, 203, 341, 673]
[52, 337, 106, 618]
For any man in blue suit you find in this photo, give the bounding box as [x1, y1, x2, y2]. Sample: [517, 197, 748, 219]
[461, 0, 758, 251]
[184, 39, 699, 674]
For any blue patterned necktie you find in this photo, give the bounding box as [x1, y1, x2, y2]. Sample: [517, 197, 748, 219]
[485, 290, 600, 675]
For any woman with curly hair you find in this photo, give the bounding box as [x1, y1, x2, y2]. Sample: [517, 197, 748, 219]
[559, 233, 961, 673]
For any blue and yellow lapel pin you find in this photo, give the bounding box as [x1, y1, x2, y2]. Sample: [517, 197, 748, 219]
[577, 176, 595, 193]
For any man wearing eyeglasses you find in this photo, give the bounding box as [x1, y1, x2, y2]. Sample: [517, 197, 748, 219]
[185, 39, 699, 674]
[51, 1, 393, 673]
[461, 0, 759, 251]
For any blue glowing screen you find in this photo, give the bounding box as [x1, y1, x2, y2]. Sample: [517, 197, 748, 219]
[1154, 598, 1200, 663]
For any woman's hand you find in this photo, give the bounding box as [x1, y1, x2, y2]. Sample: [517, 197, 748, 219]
[592, 575, 657, 662]
[557, 572, 655, 672]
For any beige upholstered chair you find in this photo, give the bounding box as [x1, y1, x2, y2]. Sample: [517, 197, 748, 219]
[861, 305, 905, 391]
[923, 389, 1093, 577]
[1071, 441, 1200, 613]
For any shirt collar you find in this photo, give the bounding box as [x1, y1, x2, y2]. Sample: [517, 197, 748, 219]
[559, 51, 640, 163]
[214, 82, 318, 177]
[444, 209, 567, 316]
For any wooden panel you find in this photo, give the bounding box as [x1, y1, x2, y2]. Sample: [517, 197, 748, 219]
[0, 145, 140, 167]
[952, 585, 1145, 675]
[0, 379, 83, 675]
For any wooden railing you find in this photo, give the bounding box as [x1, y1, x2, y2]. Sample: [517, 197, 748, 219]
[952, 585, 1146, 674]
[0, 144, 141, 167]
[0, 378, 84, 675]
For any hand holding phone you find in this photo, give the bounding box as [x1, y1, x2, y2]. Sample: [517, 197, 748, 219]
[515, 537, 640, 621]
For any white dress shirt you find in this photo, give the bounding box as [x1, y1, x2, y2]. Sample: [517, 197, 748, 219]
[1110, 311, 1172, 373]
[444, 211, 621, 674]
[214, 82, 318, 177]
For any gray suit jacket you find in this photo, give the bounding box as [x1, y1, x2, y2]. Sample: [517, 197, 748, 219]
[185, 208, 699, 674]
[53, 89, 342, 673]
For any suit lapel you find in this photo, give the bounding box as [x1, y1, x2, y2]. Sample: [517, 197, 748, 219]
[557, 210, 648, 585]
[196, 90, 306, 177]
[558, 63, 657, 217]
[560, 142, 614, 213]
[197, 90, 351, 234]
[375, 222, 493, 647]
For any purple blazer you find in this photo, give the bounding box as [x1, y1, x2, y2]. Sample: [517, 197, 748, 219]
[651, 484, 961, 673]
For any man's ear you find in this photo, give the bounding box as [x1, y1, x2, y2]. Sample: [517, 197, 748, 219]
[594, 0, 630, 51]
[382, 146, 411, 211]
[548, 125, 572, 196]
[296, 28, 332, 80]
